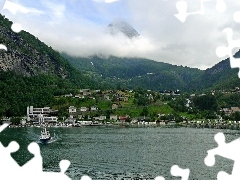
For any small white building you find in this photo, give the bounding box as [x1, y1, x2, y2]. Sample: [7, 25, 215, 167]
[27, 106, 57, 119]
[90, 106, 98, 111]
[110, 115, 118, 121]
[65, 117, 76, 124]
[112, 104, 118, 110]
[99, 116, 106, 121]
[80, 107, 88, 112]
[93, 116, 107, 121]
[186, 99, 191, 108]
[78, 121, 92, 125]
[27, 106, 50, 116]
[63, 93, 73, 97]
[80, 89, 90, 93]
[104, 95, 110, 100]
[69, 106, 77, 113]
[38, 114, 58, 123]
[75, 94, 85, 99]
[231, 107, 240, 113]
[1, 117, 11, 124]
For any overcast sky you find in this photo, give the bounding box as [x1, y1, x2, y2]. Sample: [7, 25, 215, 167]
[1, 0, 240, 70]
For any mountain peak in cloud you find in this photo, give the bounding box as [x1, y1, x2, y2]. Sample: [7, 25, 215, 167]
[107, 20, 140, 38]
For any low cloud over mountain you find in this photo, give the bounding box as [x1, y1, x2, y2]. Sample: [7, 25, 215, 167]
[107, 20, 140, 38]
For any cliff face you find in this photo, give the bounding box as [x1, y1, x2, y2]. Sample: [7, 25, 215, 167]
[0, 15, 68, 77]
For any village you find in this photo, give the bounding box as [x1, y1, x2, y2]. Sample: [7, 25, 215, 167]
[1, 87, 240, 129]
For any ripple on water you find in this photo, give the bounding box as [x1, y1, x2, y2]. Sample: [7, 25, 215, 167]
[0, 126, 238, 179]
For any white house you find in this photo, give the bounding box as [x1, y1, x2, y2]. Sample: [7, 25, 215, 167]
[1, 117, 11, 124]
[75, 94, 85, 99]
[93, 116, 106, 121]
[99, 116, 107, 121]
[69, 106, 77, 113]
[78, 121, 92, 125]
[63, 93, 73, 97]
[80, 89, 90, 93]
[90, 106, 98, 111]
[112, 103, 118, 110]
[65, 117, 76, 124]
[231, 107, 240, 113]
[104, 95, 110, 100]
[110, 115, 118, 121]
[80, 107, 88, 112]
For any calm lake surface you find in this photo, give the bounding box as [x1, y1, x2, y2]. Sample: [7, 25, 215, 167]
[0, 126, 239, 179]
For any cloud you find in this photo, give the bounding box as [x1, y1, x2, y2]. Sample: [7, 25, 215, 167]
[2, 0, 240, 70]
[40, 0, 66, 19]
[93, 0, 119, 3]
[125, 0, 240, 69]
[3, 0, 44, 15]
[27, 18, 155, 60]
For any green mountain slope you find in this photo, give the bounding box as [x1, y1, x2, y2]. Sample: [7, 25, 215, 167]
[1, 12, 240, 117]
[63, 52, 240, 92]
[197, 59, 240, 90]
[0, 14, 99, 116]
[63, 54, 203, 91]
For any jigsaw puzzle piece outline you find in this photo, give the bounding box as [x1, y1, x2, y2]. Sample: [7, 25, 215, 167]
[233, 11, 240, 23]
[175, 0, 226, 22]
[0, 141, 22, 178]
[155, 165, 190, 180]
[0, 3, 73, 179]
[0, 123, 9, 132]
[205, 132, 240, 179]
[80, 175, 92, 180]
[215, 0, 226, 12]
[2, 0, 25, 33]
[21, 142, 43, 174]
[171, 165, 190, 180]
[216, 28, 240, 78]
[175, 0, 205, 22]
[0, 44, 7, 51]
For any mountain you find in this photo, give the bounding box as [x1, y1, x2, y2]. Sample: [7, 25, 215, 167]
[107, 20, 140, 38]
[194, 55, 240, 90]
[0, 15, 71, 77]
[1, 12, 239, 118]
[63, 54, 240, 92]
[62, 54, 203, 91]
[0, 14, 99, 86]
[0, 14, 99, 116]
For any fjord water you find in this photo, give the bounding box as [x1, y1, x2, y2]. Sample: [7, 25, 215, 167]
[0, 126, 238, 179]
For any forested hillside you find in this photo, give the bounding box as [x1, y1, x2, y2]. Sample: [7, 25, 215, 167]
[63, 54, 203, 91]
[1, 12, 240, 117]
[63, 53, 240, 92]
[195, 52, 240, 90]
[0, 14, 100, 116]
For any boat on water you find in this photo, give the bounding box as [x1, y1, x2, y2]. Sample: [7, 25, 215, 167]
[39, 128, 51, 144]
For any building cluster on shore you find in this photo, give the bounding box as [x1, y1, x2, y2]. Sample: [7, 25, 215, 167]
[1, 87, 240, 129]
[2, 103, 240, 129]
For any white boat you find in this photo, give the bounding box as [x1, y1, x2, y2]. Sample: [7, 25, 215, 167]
[39, 128, 51, 144]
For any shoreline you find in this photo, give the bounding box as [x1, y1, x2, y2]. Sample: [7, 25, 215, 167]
[6, 121, 240, 130]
